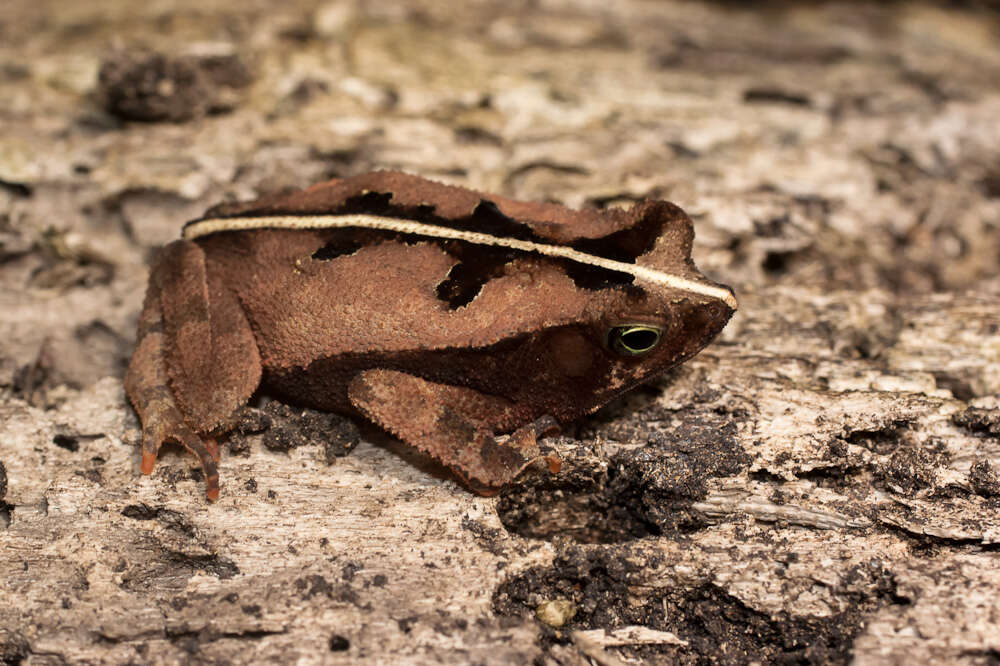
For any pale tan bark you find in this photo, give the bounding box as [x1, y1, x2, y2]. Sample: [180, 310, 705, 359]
[1, 1, 999, 664]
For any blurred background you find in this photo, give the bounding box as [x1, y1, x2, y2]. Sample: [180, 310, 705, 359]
[4, 1, 999, 307]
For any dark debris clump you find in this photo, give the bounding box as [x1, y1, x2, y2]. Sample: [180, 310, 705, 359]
[968, 458, 1000, 498]
[97, 50, 253, 122]
[250, 402, 361, 462]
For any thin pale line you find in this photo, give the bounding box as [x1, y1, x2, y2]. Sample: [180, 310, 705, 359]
[184, 214, 738, 308]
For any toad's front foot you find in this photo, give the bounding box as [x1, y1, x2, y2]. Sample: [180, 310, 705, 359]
[465, 415, 563, 495]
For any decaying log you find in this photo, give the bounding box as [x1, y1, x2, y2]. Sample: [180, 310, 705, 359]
[2, 1, 998, 663]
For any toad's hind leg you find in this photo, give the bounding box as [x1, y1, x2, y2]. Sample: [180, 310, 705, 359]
[125, 240, 261, 500]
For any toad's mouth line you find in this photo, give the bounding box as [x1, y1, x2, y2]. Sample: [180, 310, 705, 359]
[184, 213, 738, 310]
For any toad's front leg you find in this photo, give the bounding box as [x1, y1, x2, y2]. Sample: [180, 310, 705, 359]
[348, 369, 562, 492]
[125, 240, 262, 500]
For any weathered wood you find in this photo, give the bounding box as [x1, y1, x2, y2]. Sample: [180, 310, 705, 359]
[1, 1, 999, 663]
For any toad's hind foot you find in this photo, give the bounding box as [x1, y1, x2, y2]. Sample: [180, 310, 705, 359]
[139, 407, 221, 501]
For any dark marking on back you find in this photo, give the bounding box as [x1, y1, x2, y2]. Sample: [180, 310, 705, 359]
[335, 193, 544, 245]
[435, 249, 516, 309]
[569, 201, 675, 263]
[559, 259, 635, 291]
[311, 237, 364, 261]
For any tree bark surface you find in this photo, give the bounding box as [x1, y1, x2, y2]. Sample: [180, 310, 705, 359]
[1, 1, 998, 664]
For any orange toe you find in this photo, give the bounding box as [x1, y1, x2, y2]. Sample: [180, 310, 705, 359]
[205, 475, 220, 502]
[141, 450, 158, 475]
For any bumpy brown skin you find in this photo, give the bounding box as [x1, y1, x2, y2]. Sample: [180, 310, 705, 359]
[125, 171, 735, 500]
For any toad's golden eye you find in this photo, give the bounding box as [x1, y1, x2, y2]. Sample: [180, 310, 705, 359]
[607, 325, 662, 356]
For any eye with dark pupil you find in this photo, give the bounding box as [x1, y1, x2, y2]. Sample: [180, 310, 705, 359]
[609, 325, 662, 356]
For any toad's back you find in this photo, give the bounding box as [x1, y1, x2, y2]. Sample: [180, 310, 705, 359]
[194, 226, 598, 371]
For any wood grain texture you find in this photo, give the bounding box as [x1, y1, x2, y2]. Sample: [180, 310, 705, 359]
[1, 0, 999, 663]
